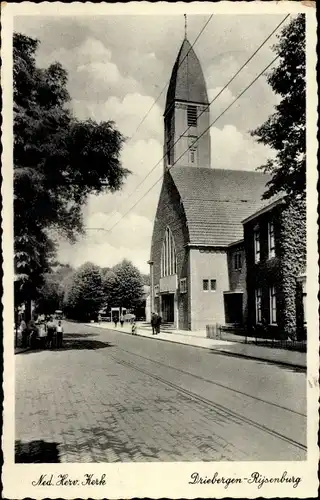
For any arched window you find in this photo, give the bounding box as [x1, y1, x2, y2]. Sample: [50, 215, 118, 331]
[161, 227, 177, 277]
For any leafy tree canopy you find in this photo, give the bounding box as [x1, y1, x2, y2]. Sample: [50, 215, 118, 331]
[63, 262, 105, 321]
[251, 14, 306, 200]
[111, 259, 144, 310]
[14, 33, 129, 306]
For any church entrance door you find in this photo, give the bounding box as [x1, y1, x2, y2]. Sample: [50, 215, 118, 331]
[162, 294, 174, 323]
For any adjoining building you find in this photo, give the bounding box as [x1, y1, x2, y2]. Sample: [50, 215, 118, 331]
[149, 36, 306, 338]
[243, 196, 306, 340]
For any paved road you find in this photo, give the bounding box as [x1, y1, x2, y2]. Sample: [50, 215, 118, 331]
[15, 321, 307, 463]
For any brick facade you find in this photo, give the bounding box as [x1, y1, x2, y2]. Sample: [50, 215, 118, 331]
[150, 170, 190, 329]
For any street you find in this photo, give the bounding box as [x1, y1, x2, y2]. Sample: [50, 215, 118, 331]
[15, 321, 307, 463]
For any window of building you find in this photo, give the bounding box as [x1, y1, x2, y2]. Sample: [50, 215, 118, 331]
[161, 227, 177, 277]
[154, 285, 159, 297]
[269, 286, 277, 324]
[187, 105, 197, 127]
[210, 279, 217, 291]
[166, 111, 174, 165]
[188, 136, 197, 164]
[203, 279, 209, 291]
[254, 228, 260, 263]
[180, 278, 187, 294]
[202, 279, 216, 291]
[255, 288, 262, 324]
[234, 252, 242, 270]
[190, 148, 196, 164]
[268, 221, 275, 259]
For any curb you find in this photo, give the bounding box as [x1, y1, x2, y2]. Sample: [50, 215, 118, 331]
[87, 324, 306, 371]
[15, 347, 30, 354]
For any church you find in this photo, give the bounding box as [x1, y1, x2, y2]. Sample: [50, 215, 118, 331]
[149, 35, 305, 335]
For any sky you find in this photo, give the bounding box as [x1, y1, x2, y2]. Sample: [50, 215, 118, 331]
[14, 12, 291, 274]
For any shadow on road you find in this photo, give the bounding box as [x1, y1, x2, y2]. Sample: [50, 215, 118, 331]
[63, 332, 99, 339]
[18, 335, 114, 354]
[15, 440, 60, 463]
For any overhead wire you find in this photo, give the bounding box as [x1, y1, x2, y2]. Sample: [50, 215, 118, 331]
[106, 51, 282, 233]
[102, 14, 213, 223]
[96, 14, 290, 231]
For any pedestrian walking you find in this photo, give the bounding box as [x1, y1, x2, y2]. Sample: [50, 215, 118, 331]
[46, 316, 57, 349]
[114, 315, 118, 328]
[156, 314, 162, 335]
[151, 312, 158, 335]
[56, 320, 64, 348]
[131, 319, 137, 335]
[120, 314, 124, 328]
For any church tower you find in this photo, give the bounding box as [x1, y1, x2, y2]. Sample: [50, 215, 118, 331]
[164, 34, 211, 169]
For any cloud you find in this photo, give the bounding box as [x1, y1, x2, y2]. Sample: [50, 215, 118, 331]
[57, 212, 153, 274]
[72, 92, 163, 142]
[210, 124, 274, 171]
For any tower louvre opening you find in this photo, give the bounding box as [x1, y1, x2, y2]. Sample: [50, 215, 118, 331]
[187, 105, 197, 126]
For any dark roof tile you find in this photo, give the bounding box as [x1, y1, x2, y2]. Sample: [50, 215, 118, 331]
[170, 166, 271, 246]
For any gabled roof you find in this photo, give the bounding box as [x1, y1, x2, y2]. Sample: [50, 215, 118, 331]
[169, 166, 271, 247]
[242, 194, 285, 224]
[165, 39, 209, 112]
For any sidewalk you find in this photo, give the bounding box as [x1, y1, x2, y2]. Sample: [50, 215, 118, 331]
[87, 321, 306, 370]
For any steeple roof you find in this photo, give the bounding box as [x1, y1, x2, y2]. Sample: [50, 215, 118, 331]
[165, 39, 209, 112]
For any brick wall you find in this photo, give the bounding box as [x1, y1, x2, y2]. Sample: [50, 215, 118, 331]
[244, 199, 306, 339]
[150, 171, 190, 329]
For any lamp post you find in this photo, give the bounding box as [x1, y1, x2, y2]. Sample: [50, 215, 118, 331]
[148, 260, 154, 314]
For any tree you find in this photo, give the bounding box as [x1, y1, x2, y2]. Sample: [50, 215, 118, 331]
[111, 260, 144, 310]
[34, 263, 74, 315]
[63, 262, 105, 321]
[13, 33, 130, 315]
[141, 273, 151, 286]
[251, 14, 306, 200]
[101, 269, 118, 308]
[34, 274, 62, 315]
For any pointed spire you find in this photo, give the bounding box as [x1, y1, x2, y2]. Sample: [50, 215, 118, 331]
[184, 14, 187, 39]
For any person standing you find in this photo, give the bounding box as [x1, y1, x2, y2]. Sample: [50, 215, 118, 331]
[19, 319, 27, 347]
[156, 314, 162, 335]
[56, 320, 64, 348]
[120, 314, 124, 328]
[114, 315, 118, 328]
[46, 316, 57, 349]
[151, 313, 157, 335]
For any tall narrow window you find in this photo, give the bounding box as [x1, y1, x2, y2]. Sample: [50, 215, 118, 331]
[203, 279, 209, 291]
[254, 228, 260, 263]
[269, 286, 277, 324]
[255, 288, 262, 323]
[268, 221, 275, 259]
[187, 105, 197, 126]
[166, 111, 174, 165]
[190, 148, 196, 164]
[188, 136, 197, 165]
[161, 227, 177, 277]
[180, 278, 187, 294]
[210, 279, 217, 291]
[234, 252, 242, 270]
